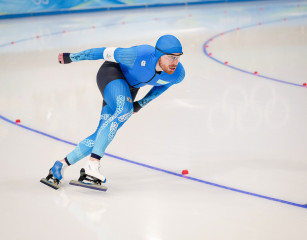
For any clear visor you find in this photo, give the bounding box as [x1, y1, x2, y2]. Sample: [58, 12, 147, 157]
[165, 54, 181, 61]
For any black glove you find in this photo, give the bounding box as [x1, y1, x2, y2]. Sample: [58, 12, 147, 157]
[133, 102, 142, 113]
[58, 53, 72, 64]
[63, 53, 72, 64]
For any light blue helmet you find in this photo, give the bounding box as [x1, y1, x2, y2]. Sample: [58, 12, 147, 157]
[155, 35, 183, 59]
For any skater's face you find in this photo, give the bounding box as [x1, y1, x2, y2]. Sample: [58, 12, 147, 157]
[158, 53, 181, 74]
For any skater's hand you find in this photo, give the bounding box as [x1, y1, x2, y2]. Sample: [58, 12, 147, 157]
[58, 53, 72, 64]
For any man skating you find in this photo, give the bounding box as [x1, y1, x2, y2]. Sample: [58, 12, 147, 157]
[41, 34, 185, 191]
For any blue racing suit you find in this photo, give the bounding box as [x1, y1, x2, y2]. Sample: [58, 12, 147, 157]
[65, 45, 185, 164]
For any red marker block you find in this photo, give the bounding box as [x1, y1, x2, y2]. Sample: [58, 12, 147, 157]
[260, 8, 263, 11]
[225, 61, 228, 65]
[206, 45, 209, 48]
[297, 4, 300, 8]
[221, 33, 224, 36]
[92, 26, 96, 29]
[15, 119, 21, 124]
[303, 83, 307, 87]
[154, 18, 158, 21]
[36, 36, 40, 39]
[189, 14, 192, 17]
[210, 38, 213, 42]
[182, 169, 189, 175]
[62, 30, 66, 34]
[122, 21, 126, 24]
[11, 41, 15, 45]
[209, 53, 212, 56]
[224, 10, 227, 14]
[258, 22, 262, 26]
[237, 27, 240, 31]
[283, 18, 287, 21]
[254, 71, 258, 75]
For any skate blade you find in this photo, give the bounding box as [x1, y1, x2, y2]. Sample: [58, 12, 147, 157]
[40, 178, 60, 190]
[69, 180, 108, 192]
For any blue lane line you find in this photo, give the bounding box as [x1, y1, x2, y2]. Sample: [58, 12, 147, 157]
[203, 16, 307, 88]
[1, 114, 306, 209]
[0, 115, 77, 146]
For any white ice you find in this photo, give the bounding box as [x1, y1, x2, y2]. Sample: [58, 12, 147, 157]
[1, 1, 307, 240]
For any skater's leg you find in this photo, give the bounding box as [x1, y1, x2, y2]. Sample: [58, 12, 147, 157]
[44, 63, 136, 187]
[91, 79, 133, 160]
[75, 79, 132, 184]
[61, 104, 114, 165]
[43, 97, 114, 186]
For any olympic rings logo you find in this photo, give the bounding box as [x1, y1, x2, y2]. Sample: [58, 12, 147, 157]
[207, 83, 290, 136]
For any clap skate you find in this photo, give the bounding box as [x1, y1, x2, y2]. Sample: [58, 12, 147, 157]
[40, 161, 66, 190]
[70, 160, 107, 192]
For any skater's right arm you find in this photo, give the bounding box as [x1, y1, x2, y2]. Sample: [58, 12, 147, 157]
[58, 48, 106, 64]
[58, 47, 137, 67]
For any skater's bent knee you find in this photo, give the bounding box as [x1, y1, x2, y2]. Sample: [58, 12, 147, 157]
[117, 103, 133, 122]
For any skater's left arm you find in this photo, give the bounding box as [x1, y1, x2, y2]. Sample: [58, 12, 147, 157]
[133, 68, 185, 112]
[59, 47, 137, 67]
